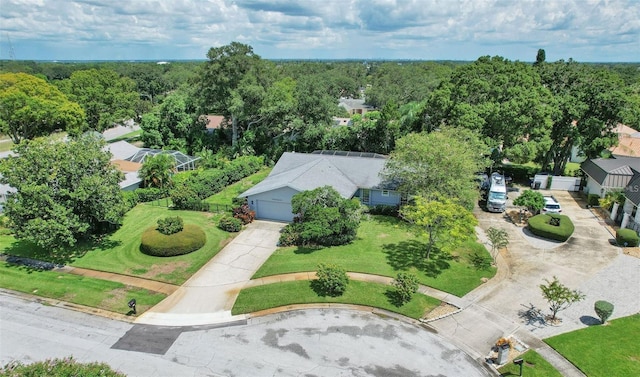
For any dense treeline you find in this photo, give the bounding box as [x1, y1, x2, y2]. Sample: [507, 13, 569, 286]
[1, 48, 639, 169]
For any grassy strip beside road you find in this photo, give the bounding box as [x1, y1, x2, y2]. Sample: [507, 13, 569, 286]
[0, 262, 166, 314]
[2, 204, 232, 285]
[254, 215, 495, 297]
[232, 280, 440, 319]
[497, 349, 562, 377]
[545, 314, 640, 377]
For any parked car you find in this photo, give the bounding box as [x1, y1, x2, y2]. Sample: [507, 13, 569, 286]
[542, 196, 562, 213]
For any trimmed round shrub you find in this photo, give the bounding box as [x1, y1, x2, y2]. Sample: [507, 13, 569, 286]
[615, 228, 639, 247]
[527, 214, 574, 242]
[218, 216, 242, 232]
[594, 300, 614, 324]
[140, 223, 206, 257]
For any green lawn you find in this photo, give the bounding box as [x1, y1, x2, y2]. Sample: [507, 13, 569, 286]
[253, 215, 496, 297]
[107, 129, 143, 143]
[545, 314, 640, 377]
[1, 204, 233, 285]
[232, 280, 440, 319]
[497, 349, 562, 377]
[0, 262, 166, 314]
[204, 167, 272, 206]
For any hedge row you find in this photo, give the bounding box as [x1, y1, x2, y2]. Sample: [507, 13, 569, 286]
[171, 155, 263, 210]
[528, 214, 575, 242]
[122, 187, 169, 210]
[140, 223, 207, 257]
[616, 228, 639, 247]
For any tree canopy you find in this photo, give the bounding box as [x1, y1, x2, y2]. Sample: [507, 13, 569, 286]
[57, 68, 139, 131]
[0, 72, 86, 143]
[0, 135, 127, 253]
[382, 127, 489, 210]
[280, 186, 362, 247]
[400, 195, 478, 259]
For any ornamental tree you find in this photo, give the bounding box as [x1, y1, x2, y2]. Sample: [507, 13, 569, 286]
[400, 195, 478, 260]
[540, 276, 585, 321]
[513, 189, 545, 214]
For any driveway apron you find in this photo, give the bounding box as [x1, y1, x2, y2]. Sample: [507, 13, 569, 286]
[136, 220, 284, 326]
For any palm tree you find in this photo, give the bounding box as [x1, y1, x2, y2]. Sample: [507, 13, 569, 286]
[139, 153, 176, 190]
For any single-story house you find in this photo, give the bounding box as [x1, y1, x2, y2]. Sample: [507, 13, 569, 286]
[239, 150, 403, 222]
[201, 115, 225, 134]
[338, 98, 375, 116]
[581, 156, 640, 197]
[104, 140, 199, 190]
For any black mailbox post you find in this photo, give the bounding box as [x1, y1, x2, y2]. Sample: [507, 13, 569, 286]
[128, 299, 137, 314]
[513, 358, 524, 376]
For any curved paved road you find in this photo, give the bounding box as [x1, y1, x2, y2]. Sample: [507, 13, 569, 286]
[0, 293, 491, 377]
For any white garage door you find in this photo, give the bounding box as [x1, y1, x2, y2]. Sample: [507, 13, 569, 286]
[256, 200, 293, 222]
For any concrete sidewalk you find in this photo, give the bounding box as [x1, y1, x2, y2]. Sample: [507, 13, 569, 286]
[135, 220, 284, 326]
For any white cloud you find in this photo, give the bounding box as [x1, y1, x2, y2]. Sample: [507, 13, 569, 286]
[0, 0, 638, 61]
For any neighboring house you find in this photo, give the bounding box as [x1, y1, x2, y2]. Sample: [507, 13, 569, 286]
[338, 98, 375, 116]
[333, 117, 353, 127]
[104, 140, 199, 189]
[571, 123, 640, 162]
[610, 124, 640, 158]
[201, 115, 225, 134]
[622, 173, 640, 234]
[581, 156, 640, 198]
[239, 150, 403, 222]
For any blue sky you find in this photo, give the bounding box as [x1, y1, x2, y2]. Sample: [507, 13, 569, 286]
[1, 0, 638, 62]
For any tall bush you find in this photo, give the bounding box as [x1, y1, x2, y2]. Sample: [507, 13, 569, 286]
[157, 216, 183, 235]
[315, 263, 349, 297]
[393, 272, 419, 304]
[594, 300, 614, 324]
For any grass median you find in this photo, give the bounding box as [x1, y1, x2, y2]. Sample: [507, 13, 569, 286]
[544, 314, 640, 377]
[254, 215, 495, 297]
[232, 280, 440, 319]
[0, 262, 165, 314]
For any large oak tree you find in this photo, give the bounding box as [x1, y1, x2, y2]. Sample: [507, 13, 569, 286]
[0, 135, 127, 253]
[0, 73, 86, 143]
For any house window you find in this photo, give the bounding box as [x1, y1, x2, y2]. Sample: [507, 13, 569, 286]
[381, 190, 389, 197]
[361, 189, 370, 204]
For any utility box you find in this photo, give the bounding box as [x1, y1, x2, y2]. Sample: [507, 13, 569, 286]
[496, 344, 510, 365]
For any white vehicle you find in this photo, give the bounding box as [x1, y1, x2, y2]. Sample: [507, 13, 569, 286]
[487, 172, 507, 213]
[542, 196, 562, 213]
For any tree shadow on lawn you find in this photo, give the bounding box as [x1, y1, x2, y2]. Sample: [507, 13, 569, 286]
[293, 246, 323, 255]
[384, 288, 406, 308]
[382, 240, 453, 278]
[2, 235, 122, 265]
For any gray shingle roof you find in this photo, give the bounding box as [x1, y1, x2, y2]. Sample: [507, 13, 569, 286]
[240, 151, 388, 198]
[625, 173, 640, 206]
[104, 141, 141, 161]
[581, 157, 640, 184]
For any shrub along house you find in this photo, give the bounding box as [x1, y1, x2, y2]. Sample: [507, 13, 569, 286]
[239, 151, 404, 222]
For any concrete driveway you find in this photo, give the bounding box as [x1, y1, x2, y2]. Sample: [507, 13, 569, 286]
[430, 189, 639, 374]
[136, 220, 285, 326]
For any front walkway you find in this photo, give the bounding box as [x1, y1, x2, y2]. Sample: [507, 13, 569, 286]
[135, 220, 284, 326]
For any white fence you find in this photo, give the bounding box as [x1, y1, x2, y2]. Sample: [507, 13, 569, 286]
[532, 174, 581, 191]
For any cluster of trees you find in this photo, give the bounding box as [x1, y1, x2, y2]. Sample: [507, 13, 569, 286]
[1, 47, 638, 253]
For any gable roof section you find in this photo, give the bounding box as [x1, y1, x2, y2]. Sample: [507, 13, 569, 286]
[240, 151, 388, 198]
[581, 157, 640, 184]
[104, 140, 141, 161]
[625, 173, 640, 206]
